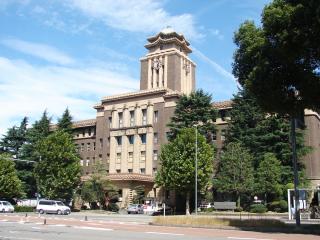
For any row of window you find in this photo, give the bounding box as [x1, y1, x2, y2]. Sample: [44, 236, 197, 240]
[109, 110, 159, 128]
[115, 133, 158, 145]
[116, 150, 158, 162]
[75, 128, 95, 138]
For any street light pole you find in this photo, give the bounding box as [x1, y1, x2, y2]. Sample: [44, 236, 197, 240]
[195, 125, 198, 215]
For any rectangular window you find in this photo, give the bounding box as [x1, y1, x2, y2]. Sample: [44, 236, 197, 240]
[128, 152, 133, 163]
[128, 135, 134, 145]
[99, 138, 103, 148]
[221, 129, 226, 141]
[153, 168, 157, 175]
[81, 143, 84, 152]
[86, 158, 90, 166]
[140, 134, 146, 144]
[130, 110, 135, 126]
[140, 151, 146, 162]
[116, 153, 121, 164]
[82, 130, 85, 137]
[142, 109, 147, 125]
[116, 169, 121, 173]
[106, 153, 110, 163]
[93, 142, 96, 150]
[80, 160, 84, 166]
[118, 112, 123, 128]
[154, 111, 158, 123]
[153, 150, 158, 161]
[140, 168, 145, 174]
[154, 133, 158, 144]
[88, 128, 92, 136]
[108, 117, 112, 128]
[116, 136, 122, 145]
[128, 169, 133, 173]
[87, 143, 90, 151]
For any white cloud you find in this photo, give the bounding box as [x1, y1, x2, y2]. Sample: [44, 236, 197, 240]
[66, 0, 201, 40]
[209, 29, 224, 40]
[0, 38, 75, 65]
[0, 56, 139, 135]
[193, 47, 238, 84]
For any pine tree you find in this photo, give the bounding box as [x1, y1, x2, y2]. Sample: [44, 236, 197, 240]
[214, 142, 254, 208]
[57, 108, 73, 133]
[168, 89, 217, 142]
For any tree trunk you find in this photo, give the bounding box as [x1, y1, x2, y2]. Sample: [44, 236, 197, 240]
[236, 193, 241, 208]
[186, 191, 190, 215]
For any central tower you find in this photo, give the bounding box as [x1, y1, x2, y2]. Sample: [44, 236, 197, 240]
[140, 27, 196, 95]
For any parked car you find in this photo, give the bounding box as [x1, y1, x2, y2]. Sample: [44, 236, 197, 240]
[127, 204, 144, 214]
[36, 200, 71, 215]
[0, 201, 14, 213]
[151, 206, 173, 216]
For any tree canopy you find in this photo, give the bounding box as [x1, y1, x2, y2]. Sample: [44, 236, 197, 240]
[0, 154, 24, 198]
[57, 108, 73, 133]
[233, 0, 320, 115]
[168, 89, 217, 142]
[213, 142, 254, 208]
[34, 130, 81, 200]
[156, 128, 214, 214]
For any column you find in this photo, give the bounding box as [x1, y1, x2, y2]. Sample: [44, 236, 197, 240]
[148, 58, 152, 89]
[181, 58, 185, 93]
[146, 130, 153, 175]
[152, 59, 157, 88]
[159, 57, 163, 88]
[164, 55, 168, 88]
[109, 136, 116, 173]
[147, 104, 154, 125]
[121, 134, 128, 173]
[133, 134, 140, 173]
[136, 106, 141, 126]
[188, 61, 193, 94]
[112, 110, 118, 128]
[123, 107, 129, 127]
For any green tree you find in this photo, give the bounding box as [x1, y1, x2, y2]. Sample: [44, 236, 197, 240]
[168, 89, 217, 142]
[156, 128, 214, 215]
[34, 130, 81, 200]
[57, 108, 73, 133]
[214, 142, 254, 208]
[132, 185, 145, 204]
[0, 117, 28, 157]
[233, 0, 320, 114]
[81, 163, 118, 210]
[0, 154, 24, 198]
[255, 153, 282, 203]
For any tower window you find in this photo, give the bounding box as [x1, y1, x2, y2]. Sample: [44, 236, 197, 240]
[116, 136, 122, 145]
[118, 112, 123, 128]
[130, 110, 135, 126]
[140, 134, 146, 144]
[128, 135, 134, 145]
[142, 109, 147, 125]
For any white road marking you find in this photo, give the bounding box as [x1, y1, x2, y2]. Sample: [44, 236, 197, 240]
[32, 227, 42, 230]
[228, 237, 275, 240]
[0, 235, 43, 240]
[145, 231, 184, 236]
[73, 226, 113, 231]
[48, 224, 67, 227]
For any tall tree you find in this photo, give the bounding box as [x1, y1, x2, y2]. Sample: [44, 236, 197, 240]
[0, 154, 24, 198]
[0, 117, 28, 157]
[168, 89, 217, 142]
[34, 130, 81, 200]
[57, 108, 73, 133]
[214, 142, 254, 208]
[255, 153, 282, 203]
[156, 128, 214, 215]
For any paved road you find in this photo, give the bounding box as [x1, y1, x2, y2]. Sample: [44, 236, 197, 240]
[0, 213, 318, 240]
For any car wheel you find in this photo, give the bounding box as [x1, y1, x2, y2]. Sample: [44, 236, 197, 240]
[57, 210, 62, 215]
[39, 209, 44, 214]
[128, 212, 130, 214]
[1, 209, 5, 213]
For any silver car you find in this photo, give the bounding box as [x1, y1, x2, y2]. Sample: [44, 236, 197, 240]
[0, 201, 14, 213]
[127, 204, 144, 214]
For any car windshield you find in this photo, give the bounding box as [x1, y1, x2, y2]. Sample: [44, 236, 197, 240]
[2, 202, 10, 206]
[56, 202, 65, 206]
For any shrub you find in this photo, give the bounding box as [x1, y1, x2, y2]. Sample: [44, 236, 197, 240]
[268, 200, 288, 213]
[249, 204, 267, 213]
[14, 206, 34, 212]
[235, 207, 243, 212]
[106, 203, 119, 212]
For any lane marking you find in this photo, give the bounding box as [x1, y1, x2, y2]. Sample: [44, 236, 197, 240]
[0, 235, 43, 240]
[73, 226, 113, 231]
[145, 231, 184, 236]
[32, 227, 42, 230]
[228, 237, 275, 240]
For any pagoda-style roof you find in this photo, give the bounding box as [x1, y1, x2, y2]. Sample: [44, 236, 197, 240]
[145, 27, 192, 53]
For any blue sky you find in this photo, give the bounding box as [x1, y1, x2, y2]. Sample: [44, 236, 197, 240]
[0, 0, 271, 134]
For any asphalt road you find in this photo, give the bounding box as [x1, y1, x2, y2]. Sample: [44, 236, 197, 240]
[0, 213, 319, 240]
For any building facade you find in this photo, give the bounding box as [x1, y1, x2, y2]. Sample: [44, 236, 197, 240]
[71, 28, 320, 208]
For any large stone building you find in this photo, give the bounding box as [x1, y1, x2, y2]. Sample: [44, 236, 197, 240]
[71, 28, 320, 208]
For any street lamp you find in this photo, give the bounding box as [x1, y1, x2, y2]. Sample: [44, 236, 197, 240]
[194, 124, 198, 215]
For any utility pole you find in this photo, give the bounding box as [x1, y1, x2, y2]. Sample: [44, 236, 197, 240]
[195, 125, 198, 215]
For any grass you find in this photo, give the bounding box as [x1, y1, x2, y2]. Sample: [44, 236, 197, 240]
[152, 216, 285, 228]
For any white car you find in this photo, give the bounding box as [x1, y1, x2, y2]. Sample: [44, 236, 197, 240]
[36, 200, 71, 215]
[0, 201, 14, 213]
